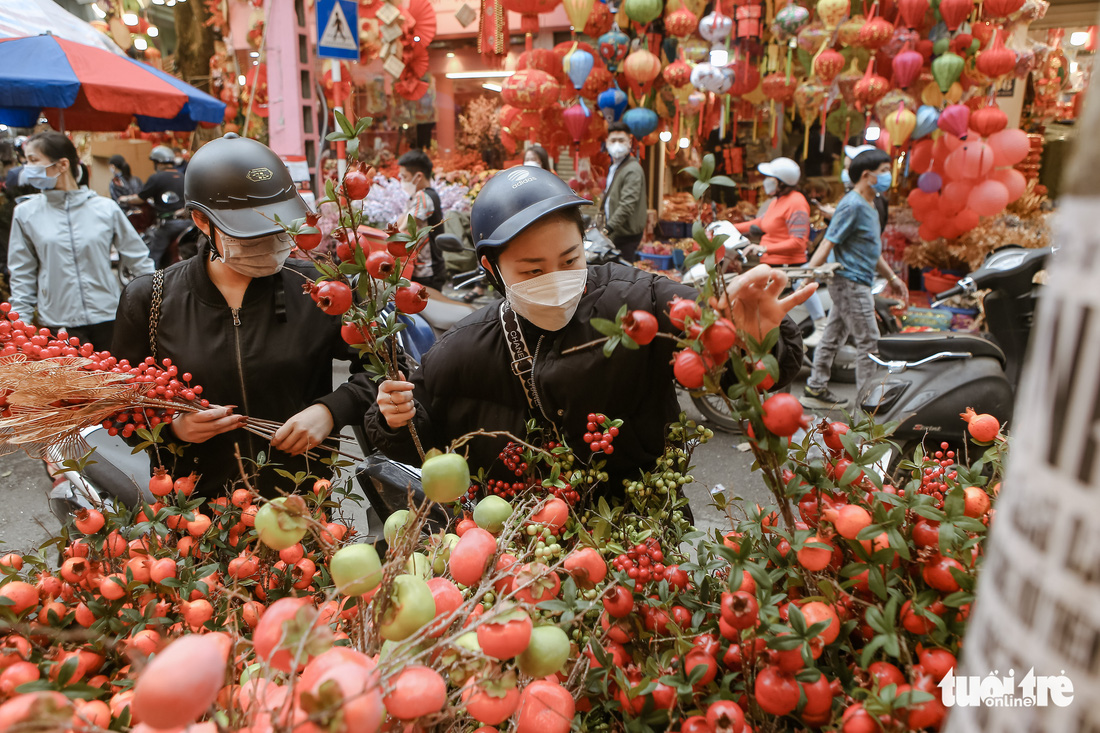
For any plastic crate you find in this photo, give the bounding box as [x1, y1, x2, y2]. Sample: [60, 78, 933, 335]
[638, 253, 675, 269]
[671, 248, 686, 268]
[901, 307, 953, 331]
[658, 221, 692, 239]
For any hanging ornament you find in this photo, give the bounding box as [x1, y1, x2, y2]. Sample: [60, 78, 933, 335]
[827, 101, 866, 137]
[838, 15, 867, 46]
[873, 88, 918, 122]
[798, 23, 831, 55]
[580, 66, 613, 100]
[814, 48, 846, 83]
[920, 79, 943, 105]
[937, 0, 973, 32]
[976, 30, 1016, 78]
[892, 47, 924, 87]
[729, 59, 762, 96]
[883, 105, 917, 146]
[896, 0, 929, 29]
[665, 7, 699, 38]
[983, 0, 1024, 19]
[931, 51, 965, 92]
[623, 0, 664, 26]
[691, 62, 734, 93]
[912, 104, 939, 137]
[597, 86, 629, 120]
[853, 58, 890, 109]
[970, 104, 1008, 136]
[623, 49, 662, 98]
[858, 16, 895, 51]
[663, 58, 694, 87]
[562, 101, 589, 167]
[562, 0, 595, 33]
[681, 38, 711, 62]
[816, 0, 850, 30]
[623, 107, 660, 138]
[836, 58, 865, 105]
[735, 4, 764, 38]
[564, 48, 595, 90]
[937, 103, 970, 137]
[773, 3, 811, 39]
[583, 1, 613, 36]
[500, 0, 564, 38]
[761, 72, 799, 102]
[597, 28, 630, 72]
[502, 68, 562, 141]
[699, 11, 734, 43]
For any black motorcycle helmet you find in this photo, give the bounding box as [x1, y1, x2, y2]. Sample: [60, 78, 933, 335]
[185, 133, 309, 239]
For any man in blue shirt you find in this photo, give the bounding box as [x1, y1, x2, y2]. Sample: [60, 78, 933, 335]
[802, 149, 908, 408]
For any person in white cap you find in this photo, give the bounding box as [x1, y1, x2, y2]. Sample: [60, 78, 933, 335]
[735, 157, 827, 327]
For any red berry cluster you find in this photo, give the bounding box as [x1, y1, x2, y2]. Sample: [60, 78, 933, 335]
[0, 303, 209, 436]
[612, 538, 668, 592]
[914, 443, 958, 508]
[584, 413, 620, 455]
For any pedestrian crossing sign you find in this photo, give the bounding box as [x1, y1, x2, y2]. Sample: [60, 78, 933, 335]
[317, 0, 360, 60]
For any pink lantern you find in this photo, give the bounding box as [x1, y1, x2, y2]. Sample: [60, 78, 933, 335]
[968, 180, 1009, 216]
[892, 49, 924, 88]
[946, 141, 995, 179]
[988, 128, 1030, 166]
[937, 103, 970, 138]
[970, 105, 1008, 136]
[991, 167, 1026, 201]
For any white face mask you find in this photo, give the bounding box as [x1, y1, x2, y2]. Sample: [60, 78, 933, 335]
[21, 162, 59, 190]
[217, 231, 294, 277]
[607, 141, 630, 161]
[401, 179, 417, 197]
[763, 177, 778, 195]
[524, 160, 542, 167]
[504, 268, 588, 332]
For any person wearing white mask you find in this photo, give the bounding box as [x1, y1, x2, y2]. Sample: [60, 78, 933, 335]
[8, 131, 154, 350]
[397, 149, 445, 290]
[523, 144, 552, 171]
[112, 134, 378, 499]
[368, 166, 812, 501]
[600, 121, 647, 261]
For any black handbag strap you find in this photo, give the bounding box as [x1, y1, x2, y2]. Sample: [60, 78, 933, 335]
[148, 269, 164, 361]
[499, 301, 539, 413]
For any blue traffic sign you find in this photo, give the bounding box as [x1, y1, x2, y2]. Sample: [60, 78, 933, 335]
[317, 0, 359, 60]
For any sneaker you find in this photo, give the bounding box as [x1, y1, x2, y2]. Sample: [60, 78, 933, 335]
[801, 385, 851, 410]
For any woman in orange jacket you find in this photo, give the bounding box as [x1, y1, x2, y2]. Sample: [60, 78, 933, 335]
[736, 157, 827, 323]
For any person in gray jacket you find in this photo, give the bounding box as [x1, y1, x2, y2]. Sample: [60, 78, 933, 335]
[8, 132, 154, 350]
[601, 121, 647, 262]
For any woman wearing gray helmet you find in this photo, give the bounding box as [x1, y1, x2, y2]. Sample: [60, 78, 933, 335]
[365, 166, 814, 498]
[112, 134, 378, 498]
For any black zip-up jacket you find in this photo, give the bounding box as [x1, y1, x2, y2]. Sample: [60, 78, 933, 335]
[364, 263, 803, 494]
[113, 243, 377, 498]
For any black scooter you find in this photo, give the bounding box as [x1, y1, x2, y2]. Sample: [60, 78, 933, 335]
[859, 245, 1050, 461]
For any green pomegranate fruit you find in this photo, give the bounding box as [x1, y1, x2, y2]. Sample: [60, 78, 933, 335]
[473, 496, 513, 533]
[421, 452, 472, 503]
[329, 543, 382, 595]
[518, 625, 571, 677]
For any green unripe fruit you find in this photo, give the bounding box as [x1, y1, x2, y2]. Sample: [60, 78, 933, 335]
[473, 495, 513, 532]
[420, 452, 471, 503]
[329, 543, 383, 595]
[384, 509, 412, 546]
[518, 625, 571, 677]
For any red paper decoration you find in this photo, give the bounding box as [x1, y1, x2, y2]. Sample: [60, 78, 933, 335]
[501, 0, 564, 34]
[892, 48, 924, 87]
[897, 0, 929, 28]
[976, 30, 1016, 78]
[814, 48, 846, 84]
[937, 0, 973, 32]
[583, 2, 613, 36]
[854, 61, 890, 109]
[663, 59, 694, 88]
[502, 68, 562, 140]
[858, 16, 895, 50]
[983, 0, 1024, 19]
[761, 72, 798, 103]
[665, 7, 699, 38]
[970, 104, 1008, 136]
[729, 60, 762, 96]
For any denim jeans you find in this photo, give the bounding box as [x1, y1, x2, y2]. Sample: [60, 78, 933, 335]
[807, 276, 880, 395]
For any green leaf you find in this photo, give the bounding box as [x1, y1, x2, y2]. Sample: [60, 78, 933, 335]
[590, 318, 621, 338]
[680, 165, 700, 180]
[709, 175, 737, 188]
[700, 154, 715, 181]
[859, 634, 887, 669]
[692, 180, 709, 201]
[334, 110, 354, 137]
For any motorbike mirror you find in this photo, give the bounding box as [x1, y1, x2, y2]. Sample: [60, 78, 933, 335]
[435, 233, 466, 253]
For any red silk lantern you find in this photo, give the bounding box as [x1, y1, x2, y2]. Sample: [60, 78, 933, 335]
[583, 1, 613, 36]
[622, 49, 662, 98]
[502, 69, 562, 140]
[762, 72, 798, 103]
[983, 0, 1024, 19]
[854, 61, 890, 109]
[937, 0, 972, 32]
[665, 7, 699, 38]
[897, 0, 928, 28]
[976, 31, 1016, 79]
[970, 104, 1008, 136]
[937, 103, 970, 138]
[814, 48, 846, 84]
[518, 48, 567, 84]
[563, 103, 588, 141]
[663, 59, 693, 88]
[971, 20, 995, 47]
[729, 60, 761, 96]
[910, 138, 934, 172]
[501, 0, 564, 35]
[858, 17, 895, 50]
[892, 48, 924, 87]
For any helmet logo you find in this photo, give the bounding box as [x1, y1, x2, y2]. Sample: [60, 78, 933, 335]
[246, 167, 274, 182]
[506, 169, 534, 189]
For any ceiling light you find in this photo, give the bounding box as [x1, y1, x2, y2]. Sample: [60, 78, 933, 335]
[1071, 31, 1089, 46]
[122, 12, 139, 25]
[133, 37, 148, 50]
[865, 125, 881, 141]
[445, 70, 515, 79]
[402, 123, 409, 129]
[679, 137, 690, 149]
[414, 35, 421, 42]
[250, 51, 259, 57]
[709, 48, 728, 67]
[446, 52, 455, 58]
[659, 130, 672, 142]
[482, 83, 503, 92]
[147, 25, 158, 37]
[238, 74, 247, 85]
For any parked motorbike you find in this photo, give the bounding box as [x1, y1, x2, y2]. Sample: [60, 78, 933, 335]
[859, 245, 1050, 466]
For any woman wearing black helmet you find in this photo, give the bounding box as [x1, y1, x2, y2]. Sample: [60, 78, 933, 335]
[112, 134, 378, 498]
[365, 166, 813, 497]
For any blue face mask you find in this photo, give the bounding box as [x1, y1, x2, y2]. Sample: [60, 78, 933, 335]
[872, 171, 892, 193]
[840, 169, 851, 187]
[20, 163, 58, 190]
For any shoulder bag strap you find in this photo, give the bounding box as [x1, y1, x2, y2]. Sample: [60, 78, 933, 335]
[498, 301, 538, 412]
[148, 269, 164, 362]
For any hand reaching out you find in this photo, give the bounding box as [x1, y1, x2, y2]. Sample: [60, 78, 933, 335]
[712, 264, 818, 343]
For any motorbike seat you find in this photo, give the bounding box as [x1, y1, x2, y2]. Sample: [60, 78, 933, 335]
[876, 332, 1006, 369]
